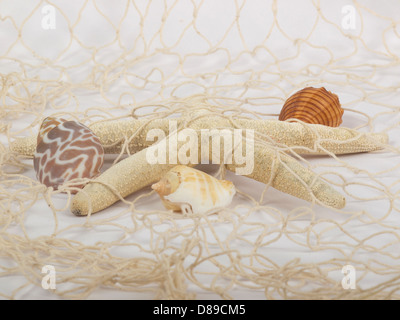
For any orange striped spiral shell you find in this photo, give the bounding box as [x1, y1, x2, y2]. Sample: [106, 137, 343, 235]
[34, 117, 104, 193]
[279, 87, 344, 127]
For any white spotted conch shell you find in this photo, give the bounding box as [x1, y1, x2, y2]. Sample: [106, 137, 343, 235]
[33, 116, 104, 193]
[151, 165, 236, 215]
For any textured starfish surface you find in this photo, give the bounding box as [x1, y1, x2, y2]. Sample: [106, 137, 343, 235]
[10, 112, 388, 216]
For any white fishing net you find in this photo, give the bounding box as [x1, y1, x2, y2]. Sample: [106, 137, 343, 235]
[1, 0, 400, 299]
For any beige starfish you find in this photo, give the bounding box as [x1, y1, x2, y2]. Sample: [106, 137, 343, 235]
[10, 112, 388, 215]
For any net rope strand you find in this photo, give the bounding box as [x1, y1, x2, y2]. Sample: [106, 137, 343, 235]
[1, 0, 400, 299]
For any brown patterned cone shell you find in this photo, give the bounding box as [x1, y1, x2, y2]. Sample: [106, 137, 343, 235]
[33, 120, 104, 193]
[279, 87, 344, 127]
[37, 116, 67, 145]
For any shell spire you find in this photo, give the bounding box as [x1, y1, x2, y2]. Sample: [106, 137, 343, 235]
[37, 116, 67, 145]
[151, 181, 165, 194]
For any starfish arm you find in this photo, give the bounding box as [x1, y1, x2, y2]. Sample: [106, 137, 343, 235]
[71, 131, 194, 216]
[189, 116, 388, 155]
[9, 135, 36, 157]
[9, 118, 171, 157]
[10, 117, 387, 157]
[87, 118, 171, 154]
[247, 120, 388, 155]
[226, 144, 345, 209]
[71, 148, 177, 216]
